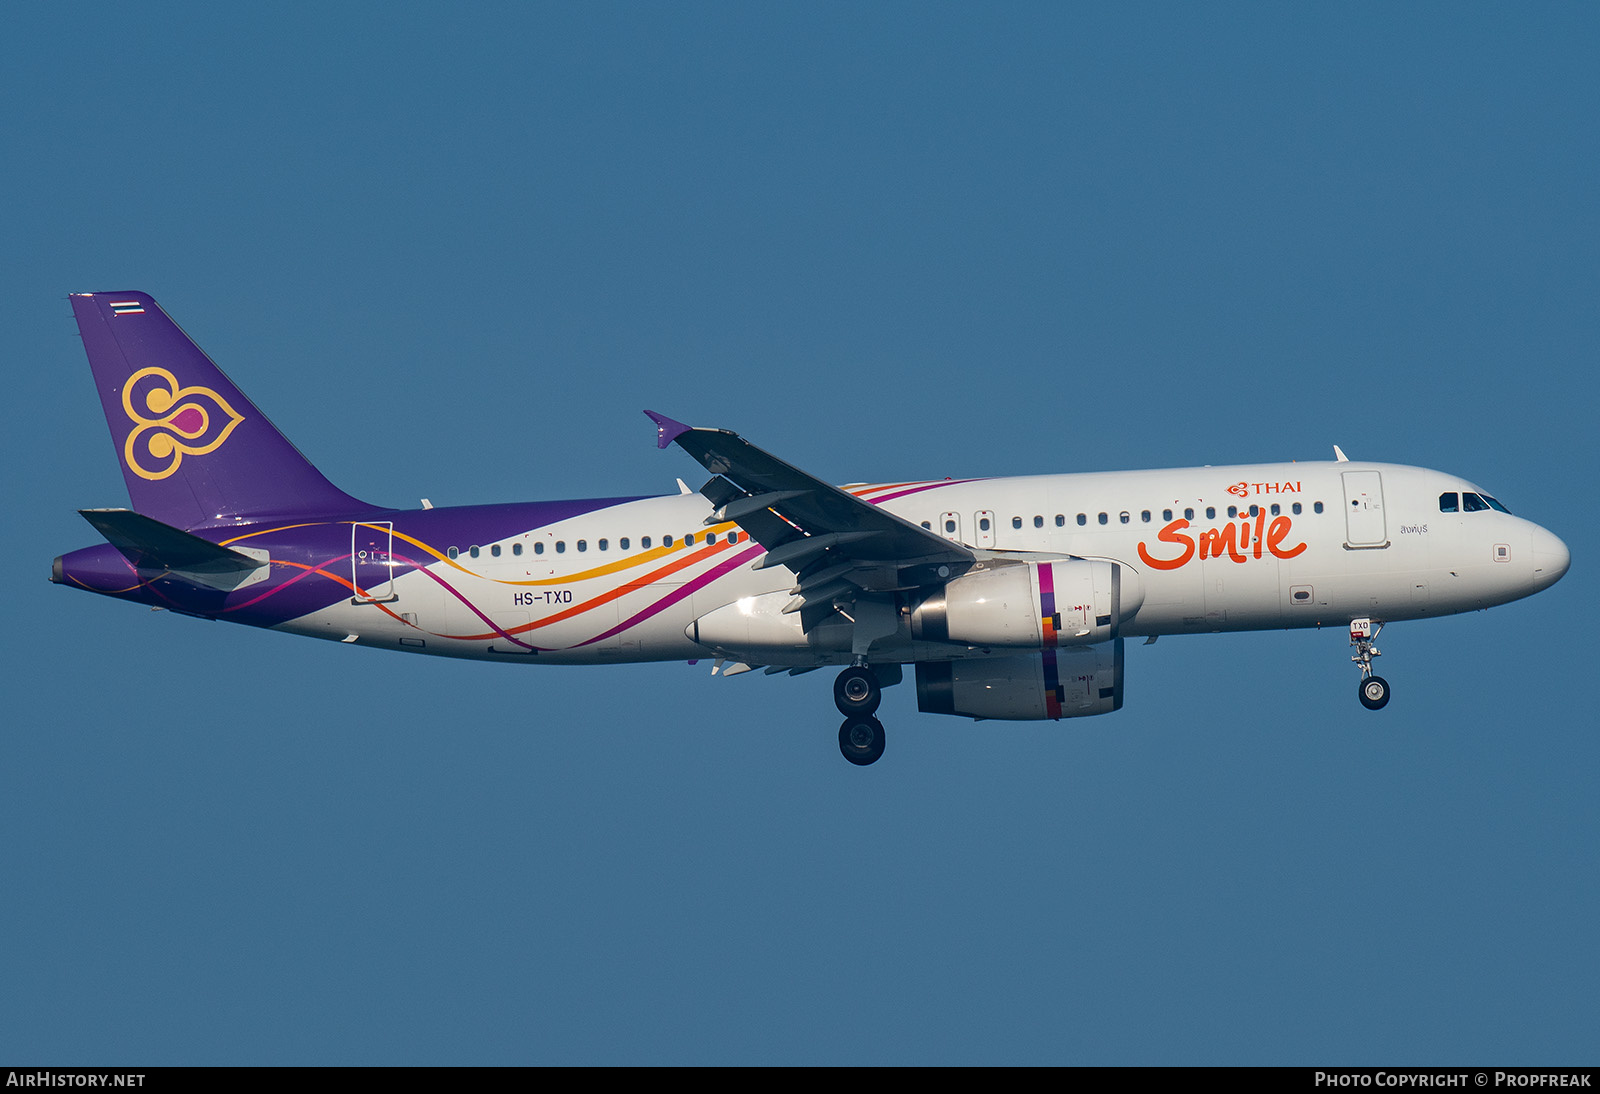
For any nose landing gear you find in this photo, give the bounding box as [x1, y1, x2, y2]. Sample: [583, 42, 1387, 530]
[835, 662, 885, 764]
[1350, 618, 1390, 710]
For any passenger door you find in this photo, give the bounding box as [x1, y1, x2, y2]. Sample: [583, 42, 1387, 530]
[1341, 471, 1388, 548]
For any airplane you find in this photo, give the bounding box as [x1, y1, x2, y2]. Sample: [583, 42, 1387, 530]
[53, 291, 1571, 765]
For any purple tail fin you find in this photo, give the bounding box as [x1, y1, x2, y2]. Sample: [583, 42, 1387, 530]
[70, 291, 371, 529]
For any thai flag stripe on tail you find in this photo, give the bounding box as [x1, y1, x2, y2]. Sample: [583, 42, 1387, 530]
[110, 301, 145, 315]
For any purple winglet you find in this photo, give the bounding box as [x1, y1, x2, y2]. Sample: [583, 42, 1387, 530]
[644, 410, 692, 450]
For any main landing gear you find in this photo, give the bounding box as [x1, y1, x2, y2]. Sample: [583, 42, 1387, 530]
[1350, 618, 1391, 711]
[835, 662, 885, 766]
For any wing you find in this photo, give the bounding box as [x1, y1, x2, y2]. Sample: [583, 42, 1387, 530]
[645, 411, 975, 630]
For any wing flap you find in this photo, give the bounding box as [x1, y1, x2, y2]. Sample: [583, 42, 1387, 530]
[706, 489, 811, 525]
[751, 530, 885, 571]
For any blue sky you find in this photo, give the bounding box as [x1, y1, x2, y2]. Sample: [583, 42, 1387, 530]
[4, 3, 1596, 1064]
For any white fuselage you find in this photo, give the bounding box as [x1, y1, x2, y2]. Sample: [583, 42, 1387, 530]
[277, 460, 1568, 668]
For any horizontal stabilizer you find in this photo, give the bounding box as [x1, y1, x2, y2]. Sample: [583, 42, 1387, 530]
[79, 509, 268, 589]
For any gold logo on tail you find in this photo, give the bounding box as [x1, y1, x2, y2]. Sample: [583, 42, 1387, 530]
[122, 367, 245, 481]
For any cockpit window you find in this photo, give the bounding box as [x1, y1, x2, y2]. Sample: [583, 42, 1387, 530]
[1462, 492, 1489, 512]
[1439, 492, 1458, 513]
[1482, 494, 1510, 514]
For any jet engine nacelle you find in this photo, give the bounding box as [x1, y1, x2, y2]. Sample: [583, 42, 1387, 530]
[910, 559, 1141, 649]
[915, 639, 1124, 721]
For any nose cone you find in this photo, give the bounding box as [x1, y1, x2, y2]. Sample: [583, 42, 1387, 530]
[1531, 527, 1571, 592]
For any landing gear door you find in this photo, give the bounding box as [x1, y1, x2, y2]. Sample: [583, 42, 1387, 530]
[352, 520, 398, 602]
[1341, 471, 1388, 548]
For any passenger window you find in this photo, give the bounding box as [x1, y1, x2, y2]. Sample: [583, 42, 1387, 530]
[921, 521, 931, 530]
[1248, 505, 1259, 518]
[469, 545, 480, 558]
[513, 543, 523, 556]
[1077, 514, 1087, 526]
[491, 544, 501, 557]
[664, 535, 674, 548]
[1142, 510, 1151, 523]
[686, 534, 696, 546]
[1162, 509, 1173, 521]
[447, 546, 458, 560]
[729, 532, 739, 544]
[1033, 515, 1044, 528]
[1270, 504, 1280, 517]
[945, 520, 956, 533]
[1055, 515, 1065, 527]
[1184, 508, 1194, 520]
[706, 533, 716, 545]
[620, 538, 630, 550]
[1012, 517, 1022, 530]
[534, 542, 544, 555]
[1119, 511, 1130, 524]
[1227, 506, 1238, 519]
[1292, 503, 1302, 515]
[599, 538, 608, 551]
[556, 541, 566, 553]
[1439, 492, 1459, 513]
[1098, 513, 1108, 525]
[577, 540, 587, 552]
[1313, 502, 1324, 514]
[1205, 507, 1216, 520]
[979, 517, 991, 532]
[641, 536, 652, 549]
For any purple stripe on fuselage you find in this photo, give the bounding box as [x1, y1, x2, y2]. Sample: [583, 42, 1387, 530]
[414, 558, 542, 650]
[862, 479, 983, 505]
[57, 495, 653, 628]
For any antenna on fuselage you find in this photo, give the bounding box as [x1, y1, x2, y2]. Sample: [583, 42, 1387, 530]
[1333, 445, 1350, 462]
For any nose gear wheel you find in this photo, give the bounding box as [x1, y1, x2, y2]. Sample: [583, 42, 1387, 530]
[1349, 618, 1391, 711]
